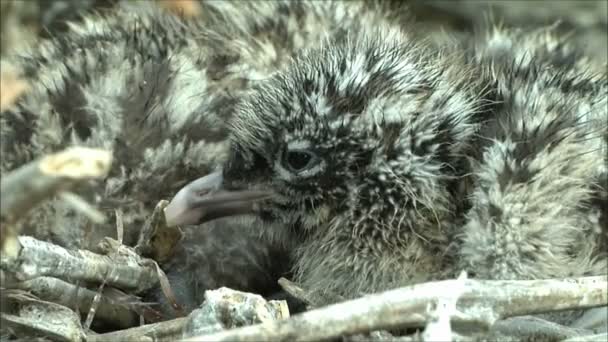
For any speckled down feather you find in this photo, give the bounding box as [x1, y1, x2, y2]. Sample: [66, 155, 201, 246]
[0, 0, 412, 247]
[0, 0, 606, 329]
[220, 22, 607, 303]
[0, 0, 416, 318]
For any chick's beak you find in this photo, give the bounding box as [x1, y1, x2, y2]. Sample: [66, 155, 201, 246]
[164, 170, 271, 227]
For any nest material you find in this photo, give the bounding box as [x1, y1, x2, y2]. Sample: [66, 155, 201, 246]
[0, 1, 607, 341]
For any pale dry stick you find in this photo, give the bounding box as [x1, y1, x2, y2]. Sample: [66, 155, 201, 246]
[58, 191, 106, 224]
[0, 147, 112, 256]
[71, 279, 83, 321]
[278, 277, 345, 309]
[562, 333, 608, 342]
[0, 147, 112, 225]
[0, 236, 158, 293]
[490, 316, 594, 341]
[116, 208, 125, 245]
[135, 200, 183, 264]
[89, 287, 290, 342]
[343, 316, 594, 342]
[422, 271, 468, 341]
[1, 290, 85, 342]
[183, 276, 608, 342]
[277, 277, 316, 307]
[84, 209, 128, 329]
[87, 317, 189, 342]
[571, 306, 608, 332]
[345, 331, 419, 342]
[15, 276, 138, 329]
[84, 276, 109, 330]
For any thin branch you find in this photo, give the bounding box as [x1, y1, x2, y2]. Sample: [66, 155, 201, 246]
[135, 200, 183, 264]
[278, 277, 346, 309]
[277, 277, 315, 308]
[183, 276, 607, 342]
[14, 276, 139, 329]
[86, 317, 188, 342]
[0, 147, 112, 257]
[83, 277, 108, 330]
[89, 287, 290, 342]
[1, 290, 85, 342]
[422, 271, 468, 341]
[562, 333, 608, 342]
[490, 316, 594, 341]
[1, 236, 158, 293]
[571, 306, 608, 331]
[0, 147, 111, 225]
[345, 330, 419, 342]
[58, 191, 106, 224]
[115, 209, 124, 245]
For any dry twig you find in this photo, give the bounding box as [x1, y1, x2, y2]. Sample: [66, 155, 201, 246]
[563, 333, 608, 342]
[58, 191, 106, 225]
[1, 290, 85, 342]
[89, 287, 290, 342]
[134, 200, 185, 316]
[14, 276, 139, 329]
[421, 271, 468, 341]
[87, 317, 188, 342]
[1, 236, 158, 293]
[278, 277, 346, 309]
[571, 306, 608, 332]
[183, 276, 607, 342]
[0, 147, 111, 225]
[0, 147, 112, 257]
[135, 200, 183, 264]
[490, 316, 594, 341]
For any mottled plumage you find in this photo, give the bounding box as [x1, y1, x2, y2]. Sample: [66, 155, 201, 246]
[0, 0, 415, 319]
[0, 0, 606, 333]
[213, 24, 607, 302]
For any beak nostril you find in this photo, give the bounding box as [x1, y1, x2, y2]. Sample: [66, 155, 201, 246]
[196, 190, 211, 197]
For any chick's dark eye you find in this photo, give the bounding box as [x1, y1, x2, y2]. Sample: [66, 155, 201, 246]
[284, 150, 317, 173]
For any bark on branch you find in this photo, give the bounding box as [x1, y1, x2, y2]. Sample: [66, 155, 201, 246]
[490, 316, 595, 341]
[87, 317, 188, 342]
[88, 287, 290, 342]
[1, 290, 85, 342]
[14, 276, 139, 329]
[1, 236, 158, 293]
[562, 333, 608, 342]
[183, 276, 607, 342]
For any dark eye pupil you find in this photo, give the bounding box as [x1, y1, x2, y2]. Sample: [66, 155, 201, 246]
[286, 151, 312, 171]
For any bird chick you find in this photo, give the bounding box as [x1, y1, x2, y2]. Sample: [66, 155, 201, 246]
[2, 0, 605, 327]
[0, 0, 421, 320]
[167, 24, 608, 305]
[0, 0, 409, 250]
[167, 26, 486, 299]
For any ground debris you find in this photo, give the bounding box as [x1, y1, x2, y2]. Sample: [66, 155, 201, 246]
[1, 290, 85, 342]
[183, 287, 290, 338]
